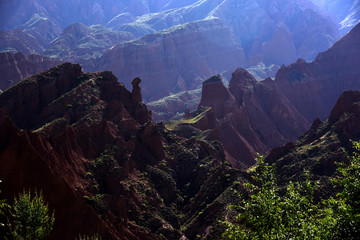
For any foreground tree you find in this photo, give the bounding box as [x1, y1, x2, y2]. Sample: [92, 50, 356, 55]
[223, 156, 336, 240]
[11, 190, 54, 240]
[332, 141, 360, 239]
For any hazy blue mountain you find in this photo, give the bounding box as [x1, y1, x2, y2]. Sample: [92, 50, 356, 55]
[310, 0, 360, 35]
[89, 19, 246, 101]
[0, 0, 172, 30]
[108, 0, 340, 65]
[0, 0, 341, 66]
[43, 23, 135, 61]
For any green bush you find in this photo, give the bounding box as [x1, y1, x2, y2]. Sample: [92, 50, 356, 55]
[223, 156, 335, 240]
[224, 142, 360, 239]
[11, 190, 55, 240]
[331, 141, 360, 239]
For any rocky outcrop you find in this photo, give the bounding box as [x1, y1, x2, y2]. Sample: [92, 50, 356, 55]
[195, 69, 310, 168]
[0, 51, 61, 91]
[0, 118, 124, 239]
[90, 19, 245, 101]
[199, 75, 236, 120]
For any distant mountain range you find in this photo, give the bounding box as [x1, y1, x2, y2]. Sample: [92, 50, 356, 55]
[0, 0, 343, 102]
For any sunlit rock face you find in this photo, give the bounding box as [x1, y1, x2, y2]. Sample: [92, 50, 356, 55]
[43, 23, 135, 61]
[0, 0, 172, 30]
[90, 19, 246, 101]
[0, 14, 61, 55]
[115, 0, 340, 65]
[0, 0, 344, 108]
[206, 0, 340, 64]
[275, 22, 360, 122]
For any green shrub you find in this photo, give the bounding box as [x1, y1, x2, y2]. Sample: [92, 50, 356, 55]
[11, 190, 55, 240]
[223, 156, 335, 240]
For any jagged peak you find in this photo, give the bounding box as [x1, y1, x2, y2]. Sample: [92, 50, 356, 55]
[203, 74, 222, 84]
[230, 68, 257, 86]
[329, 90, 360, 123]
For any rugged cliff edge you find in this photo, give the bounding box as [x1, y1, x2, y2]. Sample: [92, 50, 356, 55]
[195, 69, 309, 168]
[0, 52, 61, 91]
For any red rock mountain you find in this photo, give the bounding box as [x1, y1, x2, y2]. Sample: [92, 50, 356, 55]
[195, 22, 360, 168]
[275, 22, 360, 122]
[197, 71, 310, 168]
[0, 51, 61, 91]
[0, 63, 244, 239]
[266, 90, 360, 183]
[89, 19, 245, 101]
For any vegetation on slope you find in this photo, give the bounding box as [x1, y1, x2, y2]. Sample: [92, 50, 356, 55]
[223, 142, 360, 239]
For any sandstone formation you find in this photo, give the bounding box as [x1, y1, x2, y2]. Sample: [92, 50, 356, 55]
[90, 19, 245, 101]
[266, 90, 360, 183]
[191, 22, 360, 168]
[0, 51, 61, 91]
[196, 70, 309, 168]
[0, 63, 246, 239]
[275, 22, 360, 122]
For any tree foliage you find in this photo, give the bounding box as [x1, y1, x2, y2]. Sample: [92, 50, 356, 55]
[11, 190, 55, 240]
[77, 234, 102, 240]
[331, 141, 360, 239]
[224, 142, 360, 239]
[223, 156, 336, 239]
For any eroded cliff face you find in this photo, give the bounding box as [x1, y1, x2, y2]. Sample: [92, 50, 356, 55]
[266, 90, 360, 185]
[0, 63, 245, 239]
[275, 22, 360, 122]
[196, 69, 309, 168]
[0, 52, 61, 91]
[192, 23, 360, 168]
[89, 19, 245, 101]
